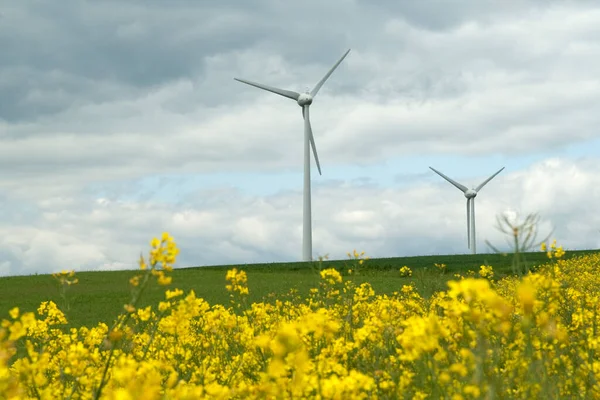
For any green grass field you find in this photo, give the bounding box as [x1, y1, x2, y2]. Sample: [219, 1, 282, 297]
[1, 249, 597, 328]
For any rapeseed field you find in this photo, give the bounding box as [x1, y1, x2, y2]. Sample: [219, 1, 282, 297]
[1, 234, 599, 399]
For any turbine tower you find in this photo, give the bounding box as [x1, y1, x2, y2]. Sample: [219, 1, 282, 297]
[429, 166, 505, 254]
[234, 49, 351, 261]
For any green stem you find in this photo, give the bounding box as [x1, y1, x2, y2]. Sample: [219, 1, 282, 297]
[93, 264, 156, 400]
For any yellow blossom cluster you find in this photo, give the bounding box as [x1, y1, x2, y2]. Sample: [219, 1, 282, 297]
[345, 250, 369, 275]
[399, 265, 412, 277]
[347, 249, 369, 265]
[478, 264, 494, 279]
[150, 232, 179, 269]
[4, 240, 600, 399]
[130, 233, 178, 291]
[225, 268, 249, 296]
[434, 263, 447, 273]
[52, 270, 79, 286]
[318, 268, 344, 300]
[541, 239, 566, 259]
[319, 268, 342, 285]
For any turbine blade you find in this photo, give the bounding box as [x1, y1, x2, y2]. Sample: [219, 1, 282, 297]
[429, 167, 469, 193]
[467, 199, 471, 249]
[310, 49, 351, 98]
[475, 167, 505, 192]
[304, 106, 322, 175]
[234, 78, 300, 100]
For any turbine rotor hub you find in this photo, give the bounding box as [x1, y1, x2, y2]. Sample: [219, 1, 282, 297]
[464, 189, 477, 198]
[297, 93, 313, 106]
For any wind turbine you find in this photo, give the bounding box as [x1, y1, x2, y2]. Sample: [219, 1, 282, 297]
[429, 166, 505, 254]
[234, 49, 351, 261]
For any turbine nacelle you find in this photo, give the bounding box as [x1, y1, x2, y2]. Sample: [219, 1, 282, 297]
[464, 189, 477, 199]
[297, 93, 313, 107]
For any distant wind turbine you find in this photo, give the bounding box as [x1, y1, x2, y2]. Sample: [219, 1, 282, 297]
[234, 49, 351, 261]
[429, 166, 505, 254]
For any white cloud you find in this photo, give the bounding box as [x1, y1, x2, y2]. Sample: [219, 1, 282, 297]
[0, 157, 597, 276]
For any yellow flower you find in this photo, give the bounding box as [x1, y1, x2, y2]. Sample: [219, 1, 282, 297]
[320, 268, 342, 284]
[165, 289, 184, 300]
[137, 306, 152, 322]
[8, 307, 19, 320]
[479, 265, 494, 279]
[157, 274, 172, 286]
[450, 363, 468, 377]
[8, 321, 26, 340]
[225, 268, 249, 296]
[401, 284, 413, 293]
[439, 371, 451, 383]
[113, 388, 133, 400]
[464, 385, 481, 397]
[139, 254, 147, 270]
[544, 240, 566, 259]
[517, 281, 536, 315]
[129, 275, 140, 287]
[108, 329, 124, 342]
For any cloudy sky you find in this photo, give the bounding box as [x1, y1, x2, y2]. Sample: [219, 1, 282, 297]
[1, 0, 599, 276]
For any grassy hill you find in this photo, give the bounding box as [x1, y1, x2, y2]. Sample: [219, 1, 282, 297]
[1, 249, 597, 328]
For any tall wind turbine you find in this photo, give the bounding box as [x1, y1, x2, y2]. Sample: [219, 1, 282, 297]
[234, 49, 351, 262]
[429, 166, 505, 254]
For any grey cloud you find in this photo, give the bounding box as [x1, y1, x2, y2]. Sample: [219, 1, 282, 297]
[4, 0, 598, 123]
[1, 1, 261, 122]
[0, 0, 364, 123]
